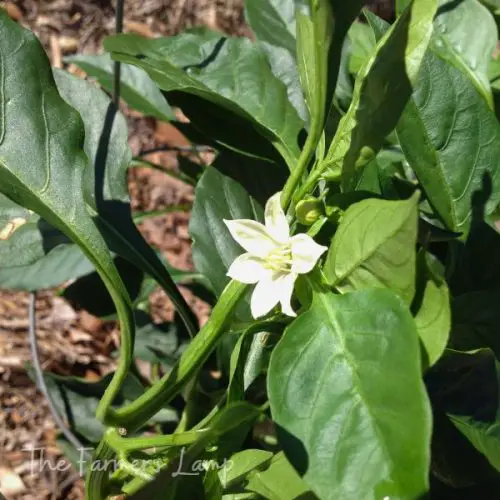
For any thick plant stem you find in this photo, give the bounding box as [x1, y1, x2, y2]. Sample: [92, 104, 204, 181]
[103, 280, 248, 431]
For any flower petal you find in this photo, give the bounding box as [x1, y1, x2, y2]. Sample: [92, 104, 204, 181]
[278, 272, 297, 317]
[250, 271, 298, 318]
[264, 192, 289, 242]
[290, 233, 328, 274]
[251, 277, 281, 319]
[224, 219, 280, 257]
[227, 253, 272, 284]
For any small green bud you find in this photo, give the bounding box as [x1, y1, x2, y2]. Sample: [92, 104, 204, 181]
[296, 196, 324, 226]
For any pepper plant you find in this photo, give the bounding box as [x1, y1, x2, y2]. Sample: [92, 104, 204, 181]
[2, 0, 500, 498]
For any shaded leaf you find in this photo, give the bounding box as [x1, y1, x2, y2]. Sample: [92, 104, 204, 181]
[189, 168, 263, 321]
[54, 69, 197, 334]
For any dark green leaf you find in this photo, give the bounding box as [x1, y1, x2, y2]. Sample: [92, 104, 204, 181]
[451, 291, 500, 357]
[105, 33, 304, 168]
[321, 0, 437, 189]
[269, 288, 431, 499]
[396, 27, 500, 235]
[324, 193, 419, 304]
[425, 349, 500, 485]
[211, 149, 288, 206]
[66, 53, 174, 121]
[449, 415, 500, 472]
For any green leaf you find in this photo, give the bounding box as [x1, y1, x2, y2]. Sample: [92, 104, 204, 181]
[433, 0, 497, 107]
[414, 252, 451, 368]
[259, 43, 309, 125]
[348, 21, 376, 75]
[397, 51, 500, 235]
[104, 33, 304, 168]
[0, 193, 94, 289]
[220, 449, 273, 490]
[295, 0, 333, 124]
[321, 0, 437, 189]
[269, 288, 431, 500]
[449, 415, 500, 472]
[244, 452, 313, 500]
[65, 53, 174, 121]
[228, 327, 274, 404]
[189, 168, 263, 320]
[53, 69, 197, 335]
[394, 4, 500, 235]
[0, 12, 135, 419]
[245, 0, 296, 55]
[324, 193, 419, 304]
[211, 149, 288, 207]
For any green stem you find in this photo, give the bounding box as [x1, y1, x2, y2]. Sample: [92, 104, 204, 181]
[103, 280, 248, 431]
[105, 427, 206, 453]
[281, 128, 321, 212]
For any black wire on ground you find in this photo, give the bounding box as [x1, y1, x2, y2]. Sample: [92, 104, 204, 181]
[28, 293, 91, 458]
[113, 0, 125, 108]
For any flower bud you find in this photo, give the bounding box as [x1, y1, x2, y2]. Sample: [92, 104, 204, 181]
[296, 196, 324, 226]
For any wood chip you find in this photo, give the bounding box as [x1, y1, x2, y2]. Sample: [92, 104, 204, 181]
[124, 20, 155, 38]
[0, 466, 26, 496]
[0, 2, 23, 21]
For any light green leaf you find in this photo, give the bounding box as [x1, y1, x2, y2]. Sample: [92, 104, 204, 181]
[324, 193, 419, 304]
[104, 33, 304, 168]
[220, 449, 273, 489]
[295, 0, 333, 119]
[348, 21, 376, 75]
[321, 0, 437, 189]
[414, 252, 451, 368]
[449, 415, 500, 472]
[245, 0, 296, 55]
[244, 452, 312, 500]
[268, 288, 431, 499]
[432, 0, 497, 107]
[189, 168, 263, 321]
[66, 53, 174, 121]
